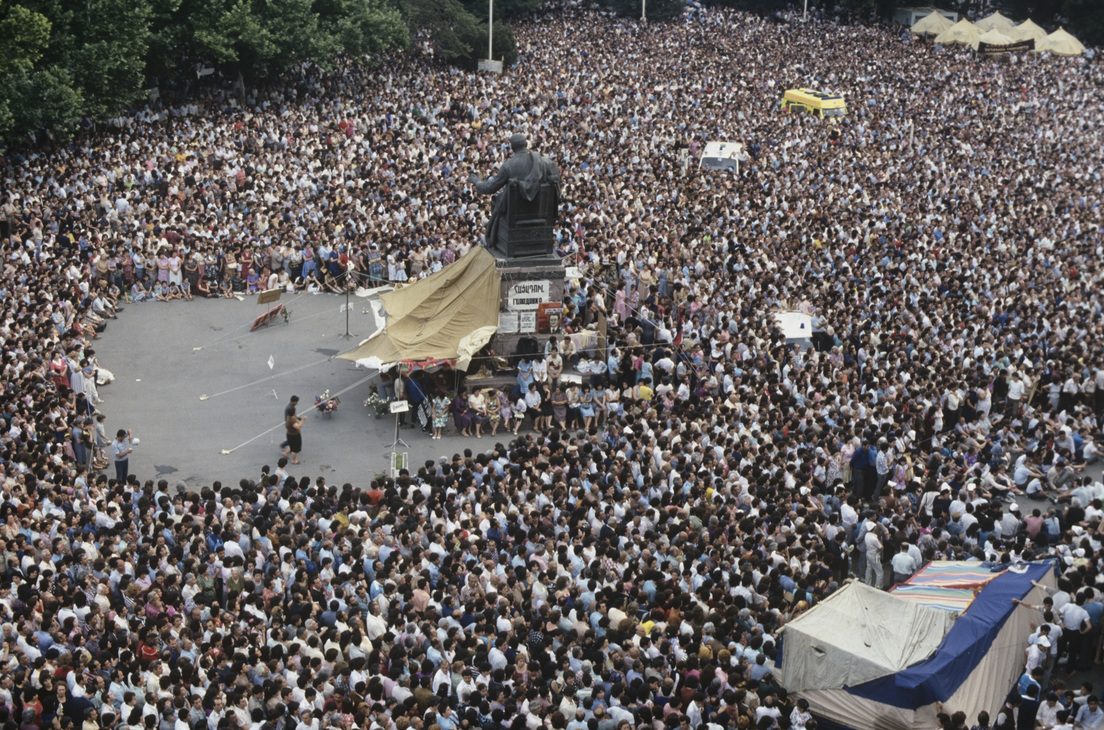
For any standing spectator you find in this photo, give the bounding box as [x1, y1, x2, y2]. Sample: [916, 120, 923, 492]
[890, 543, 917, 587]
[431, 392, 450, 440]
[111, 429, 133, 485]
[864, 523, 884, 589]
[1058, 593, 1092, 674]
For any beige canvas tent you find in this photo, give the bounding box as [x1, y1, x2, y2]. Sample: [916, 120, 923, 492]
[935, 19, 979, 46]
[1036, 27, 1085, 56]
[910, 10, 953, 36]
[337, 247, 501, 371]
[1007, 19, 1046, 42]
[975, 11, 1015, 32]
[971, 28, 1014, 50]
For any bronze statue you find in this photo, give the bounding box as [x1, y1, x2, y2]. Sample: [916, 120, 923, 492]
[468, 133, 561, 256]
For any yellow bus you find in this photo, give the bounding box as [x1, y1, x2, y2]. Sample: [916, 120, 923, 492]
[781, 89, 847, 118]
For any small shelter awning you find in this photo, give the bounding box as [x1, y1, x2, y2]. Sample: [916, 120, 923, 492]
[1007, 19, 1046, 42]
[779, 581, 956, 692]
[975, 11, 1015, 32]
[910, 10, 953, 36]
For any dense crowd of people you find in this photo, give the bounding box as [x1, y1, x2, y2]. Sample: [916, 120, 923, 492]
[2, 4, 1104, 730]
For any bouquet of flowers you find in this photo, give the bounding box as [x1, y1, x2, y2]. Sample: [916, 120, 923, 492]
[316, 389, 340, 413]
[363, 392, 391, 418]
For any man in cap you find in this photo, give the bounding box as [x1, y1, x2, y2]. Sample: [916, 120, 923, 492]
[468, 133, 561, 248]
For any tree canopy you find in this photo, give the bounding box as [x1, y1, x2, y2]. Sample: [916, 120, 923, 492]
[0, 0, 409, 141]
[0, 0, 540, 142]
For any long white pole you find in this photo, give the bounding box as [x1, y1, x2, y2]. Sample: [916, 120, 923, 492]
[489, 0, 494, 59]
[803, 0, 808, 21]
[642, 0, 646, 21]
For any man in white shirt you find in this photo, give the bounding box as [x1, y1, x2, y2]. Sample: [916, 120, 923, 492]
[1037, 692, 1064, 729]
[1058, 594, 1092, 672]
[1007, 372, 1025, 417]
[1026, 635, 1051, 673]
[755, 696, 783, 727]
[363, 603, 388, 640]
[863, 524, 884, 589]
[890, 543, 917, 586]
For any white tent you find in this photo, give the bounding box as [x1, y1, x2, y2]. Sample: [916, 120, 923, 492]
[1036, 27, 1086, 56]
[777, 564, 1056, 730]
[910, 10, 953, 36]
[934, 19, 979, 46]
[1007, 19, 1047, 43]
[975, 11, 1015, 33]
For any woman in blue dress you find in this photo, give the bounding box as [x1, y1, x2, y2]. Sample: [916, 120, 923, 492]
[579, 384, 596, 430]
[516, 356, 535, 395]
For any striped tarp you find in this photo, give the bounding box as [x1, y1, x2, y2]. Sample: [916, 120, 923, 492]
[889, 561, 999, 613]
[889, 585, 978, 613]
[902, 561, 998, 590]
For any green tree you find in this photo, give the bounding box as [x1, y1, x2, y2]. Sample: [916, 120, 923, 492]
[143, 0, 184, 80]
[183, 0, 406, 74]
[1, 0, 151, 139]
[2, 0, 414, 141]
[191, 0, 277, 68]
[256, 0, 324, 67]
[1, 65, 83, 137]
[395, 0, 480, 61]
[0, 0, 52, 135]
[454, 16, 518, 66]
[70, 0, 153, 119]
[318, 0, 407, 59]
[0, 1, 50, 75]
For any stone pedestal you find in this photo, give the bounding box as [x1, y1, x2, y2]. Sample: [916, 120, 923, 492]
[491, 252, 566, 360]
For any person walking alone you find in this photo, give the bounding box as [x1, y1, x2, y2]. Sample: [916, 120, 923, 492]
[284, 407, 305, 465]
[279, 395, 299, 452]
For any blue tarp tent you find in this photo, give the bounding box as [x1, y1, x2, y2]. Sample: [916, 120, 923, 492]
[776, 562, 1056, 730]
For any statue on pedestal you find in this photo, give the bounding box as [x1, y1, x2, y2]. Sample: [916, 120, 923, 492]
[468, 133, 561, 258]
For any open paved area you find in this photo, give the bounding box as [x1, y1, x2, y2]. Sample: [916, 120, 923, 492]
[92, 291, 480, 488]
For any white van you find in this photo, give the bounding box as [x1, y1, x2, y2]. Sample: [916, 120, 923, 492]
[699, 141, 745, 173]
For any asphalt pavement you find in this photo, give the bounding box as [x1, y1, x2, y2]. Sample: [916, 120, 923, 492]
[91, 291, 484, 490]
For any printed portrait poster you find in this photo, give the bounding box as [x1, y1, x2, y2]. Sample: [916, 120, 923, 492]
[537, 302, 563, 334]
